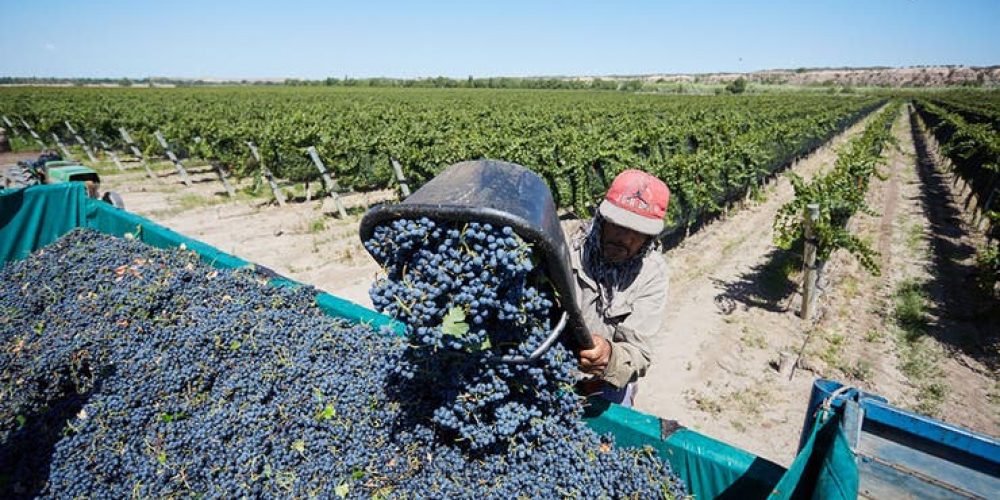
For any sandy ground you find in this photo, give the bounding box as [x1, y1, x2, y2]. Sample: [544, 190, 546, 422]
[4, 107, 995, 467]
[91, 160, 396, 308]
[632, 107, 885, 464]
[633, 105, 998, 466]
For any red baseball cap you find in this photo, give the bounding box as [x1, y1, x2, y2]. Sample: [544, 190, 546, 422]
[598, 170, 669, 236]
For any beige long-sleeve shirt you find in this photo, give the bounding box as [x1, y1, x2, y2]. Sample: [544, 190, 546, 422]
[568, 228, 669, 388]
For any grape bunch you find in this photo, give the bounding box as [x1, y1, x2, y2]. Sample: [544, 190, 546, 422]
[0, 227, 686, 498]
[366, 218, 580, 450]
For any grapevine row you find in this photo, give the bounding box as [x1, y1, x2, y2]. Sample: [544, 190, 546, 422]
[913, 97, 1000, 292]
[924, 90, 1000, 131]
[774, 101, 903, 274]
[0, 88, 879, 232]
[913, 98, 1000, 236]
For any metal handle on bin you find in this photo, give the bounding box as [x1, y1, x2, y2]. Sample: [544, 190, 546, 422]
[496, 310, 594, 364]
[498, 311, 569, 364]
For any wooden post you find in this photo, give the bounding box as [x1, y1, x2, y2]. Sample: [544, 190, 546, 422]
[21, 119, 48, 150]
[154, 130, 192, 187]
[130, 145, 156, 178]
[79, 138, 98, 163]
[51, 133, 75, 160]
[212, 162, 237, 198]
[102, 141, 126, 172]
[778, 350, 795, 379]
[65, 122, 98, 163]
[120, 127, 155, 179]
[801, 204, 820, 321]
[1, 115, 18, 137]
[390, 158, 412, 198]
[247, 141, 286, 206]
[119, 127, 134, 145]
[307, 146, 348, 218]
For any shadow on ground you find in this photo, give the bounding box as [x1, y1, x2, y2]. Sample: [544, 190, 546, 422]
[909, 110, 1000, 371]
[712, 247, 801, 315]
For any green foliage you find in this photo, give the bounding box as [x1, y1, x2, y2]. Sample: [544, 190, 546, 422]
[725, 77, 747, 94]
[893, 278, 929, 341]
[316, 403, 336, 421]
[914, 95, 1000, 295]
[975, 242, 999, 296]
[334, 483, 350, 498]
[1, 87, 880, 227]
[440, 306, 469, 338]
[308, 217, 326, 234]
[774, 102, 902, 275]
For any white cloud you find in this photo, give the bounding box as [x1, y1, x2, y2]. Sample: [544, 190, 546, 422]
[44, 43, 56, 51]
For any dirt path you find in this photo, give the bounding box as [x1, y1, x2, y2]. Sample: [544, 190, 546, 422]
[634, 104, 998, 466]
[633, 109, 885, 465]
[97, 159, 397, 307]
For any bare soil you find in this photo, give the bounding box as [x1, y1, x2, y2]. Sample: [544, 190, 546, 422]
[93, 159, 396, 308]
[634, 105, 999, 466]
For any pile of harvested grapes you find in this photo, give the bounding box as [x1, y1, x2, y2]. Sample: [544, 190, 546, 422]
[0, 227, 686, 498]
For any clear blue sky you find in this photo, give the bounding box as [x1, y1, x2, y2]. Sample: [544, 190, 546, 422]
[1, 0, 997, 79]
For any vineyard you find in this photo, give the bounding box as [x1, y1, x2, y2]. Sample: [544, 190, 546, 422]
[775, 101, 903, 276]
[0, 87, 880, 235]
[913, 95, 999, 233]
[2, 86, 999, 495]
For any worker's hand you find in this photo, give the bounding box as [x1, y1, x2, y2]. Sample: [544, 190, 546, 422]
[578, 335, 612, 377]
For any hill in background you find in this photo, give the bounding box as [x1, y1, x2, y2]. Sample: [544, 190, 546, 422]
[591, 65, 1000, 88]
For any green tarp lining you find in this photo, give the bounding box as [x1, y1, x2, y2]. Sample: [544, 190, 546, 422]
[0, 183, 87, 262]
[583, 399, 786, 499]
[770, 408, 859, 499]
[1, 183, 862, 499]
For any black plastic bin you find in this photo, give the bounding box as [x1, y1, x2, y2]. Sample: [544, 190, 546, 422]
[359, 160, 593, 357]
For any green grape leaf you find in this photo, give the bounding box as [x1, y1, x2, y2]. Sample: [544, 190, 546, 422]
[335, 483, 350, 498]
[440, 307, 469, 338]
[317, 403, 336, 421]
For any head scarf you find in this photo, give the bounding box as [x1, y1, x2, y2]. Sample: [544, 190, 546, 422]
[576, 213, 657, 319]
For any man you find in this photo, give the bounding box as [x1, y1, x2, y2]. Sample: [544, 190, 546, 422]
[572, 169, 670, 407]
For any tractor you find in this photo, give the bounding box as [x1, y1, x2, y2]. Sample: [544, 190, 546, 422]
[1, 152, 124, 208]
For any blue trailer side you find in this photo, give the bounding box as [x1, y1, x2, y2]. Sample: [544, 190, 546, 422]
[803, 379, 1000, 498]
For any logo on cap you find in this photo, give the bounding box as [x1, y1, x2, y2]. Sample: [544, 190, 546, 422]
[618, 188, 651, 212]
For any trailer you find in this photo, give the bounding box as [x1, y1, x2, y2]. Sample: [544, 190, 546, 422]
[1, 182, 997, 499]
